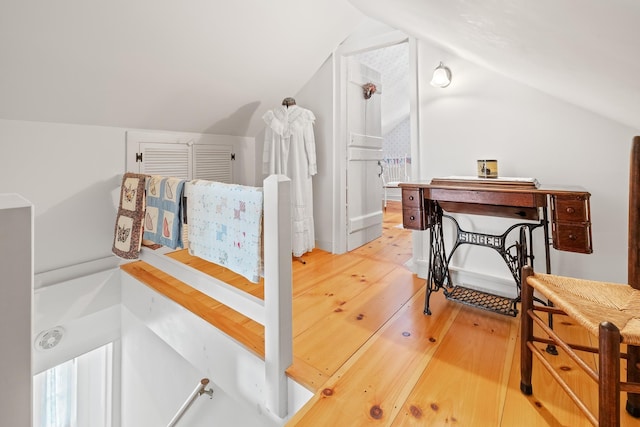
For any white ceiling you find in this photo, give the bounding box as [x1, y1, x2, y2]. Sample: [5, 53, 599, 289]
[350, 0, 640, 130]
[0, 1, 364, 136]
[2, 1, 639, 138]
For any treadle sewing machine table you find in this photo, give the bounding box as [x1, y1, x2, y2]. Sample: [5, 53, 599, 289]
[399, 178, 592, 317]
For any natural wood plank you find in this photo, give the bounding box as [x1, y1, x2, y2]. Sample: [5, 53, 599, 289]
[502, 314, 640, 426]
[288, 290, 460, 426]
[166, 249, 265, 298]
[293, 258, 404, 334]
[350, 226, 413, 265]
[291, 250, 367, 297]
[286, 355, 329, 393]
[502, 320, 596, 427]
[293, 265, 423, 378]
[120, 261, 265, 357]
[391, 306, 516, 425]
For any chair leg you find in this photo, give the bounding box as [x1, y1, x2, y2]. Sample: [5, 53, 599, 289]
[599, 322, 621, 427]
[520, 265, 534, 395]
[627, 345, 640, 417]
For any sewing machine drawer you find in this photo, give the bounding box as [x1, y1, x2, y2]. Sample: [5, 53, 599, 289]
[552, 195, 589, 222]
[550, 194, 592, 253]
[552, 222, 592, 253]
[403, 208, 427, 230]
[401, 188, 430, 230]
[402, 188, 424, 209]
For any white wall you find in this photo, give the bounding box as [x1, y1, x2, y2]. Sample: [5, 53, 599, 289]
[0, 119, 124, 273]
[252, 56, 335, 252]
[295, 56, 335, 252]
[0, 195, 33, 427]
[414, 40, 640, 288]
[33, 267, 121, 375]
[120, 308, 279, 427]
[233, 135, 258, 186]
[0, 119, 256, 274]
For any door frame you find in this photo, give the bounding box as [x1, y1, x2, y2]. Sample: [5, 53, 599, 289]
[331, 30, 421, 254]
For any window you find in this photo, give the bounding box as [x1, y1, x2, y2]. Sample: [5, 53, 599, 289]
[33, 343, 114, 427]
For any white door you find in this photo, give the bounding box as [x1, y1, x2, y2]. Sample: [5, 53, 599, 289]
[346, 57, 384, 251]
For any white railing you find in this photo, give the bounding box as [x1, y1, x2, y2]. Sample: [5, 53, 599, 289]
[167, 378, 214, 427]
[139, 175, 293, 419]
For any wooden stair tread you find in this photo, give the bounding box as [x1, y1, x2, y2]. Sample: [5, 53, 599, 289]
[120, 261, 265, 358]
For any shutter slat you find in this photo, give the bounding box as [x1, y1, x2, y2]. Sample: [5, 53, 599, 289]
[133, 140, 232, 182]
[140, 145, 190, 179]
[194, 145, 232, 183]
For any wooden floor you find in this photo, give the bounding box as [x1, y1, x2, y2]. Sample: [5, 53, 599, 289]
[121, 201, 639, 426]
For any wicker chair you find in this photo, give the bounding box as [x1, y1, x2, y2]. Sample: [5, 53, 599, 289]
[381, 155, 410, 209]
[520, 136, 640, 426]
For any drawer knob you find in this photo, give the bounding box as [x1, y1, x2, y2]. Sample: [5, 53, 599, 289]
[409, 195, 414, 201]
[410, 215, 415, 220]
[566, 207, 575, 214]
[569, 234, 577, 240]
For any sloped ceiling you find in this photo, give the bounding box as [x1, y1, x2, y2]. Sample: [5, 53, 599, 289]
[0, 0, 364, 136]
[3, 1, 639, 139]
[349, 0, 640, 130]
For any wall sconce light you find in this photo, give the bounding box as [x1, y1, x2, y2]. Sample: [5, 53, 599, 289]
[430, 62, 452, 88]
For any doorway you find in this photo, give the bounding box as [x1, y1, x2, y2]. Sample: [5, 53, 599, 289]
[354, 43, 411, 167]
[332, 33, 419, 254]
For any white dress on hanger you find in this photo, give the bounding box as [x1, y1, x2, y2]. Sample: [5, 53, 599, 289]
[263, 105, 317, 257]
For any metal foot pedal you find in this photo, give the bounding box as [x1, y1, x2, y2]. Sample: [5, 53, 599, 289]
[445, 285, 518, 317]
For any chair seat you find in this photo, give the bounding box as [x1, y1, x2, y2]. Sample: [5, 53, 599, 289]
[384, 181, 401, 187]
[528, 273, 640, 345]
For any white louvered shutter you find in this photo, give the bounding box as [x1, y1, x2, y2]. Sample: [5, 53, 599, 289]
[137, 143, 190, 179]
[129, 139, 234, 248]
[193, 144, 232, 182]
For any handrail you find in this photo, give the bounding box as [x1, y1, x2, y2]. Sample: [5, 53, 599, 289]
[167, 378, 214, 427]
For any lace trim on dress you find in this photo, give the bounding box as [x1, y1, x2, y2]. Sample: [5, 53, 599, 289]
[263, 106, 315, 137]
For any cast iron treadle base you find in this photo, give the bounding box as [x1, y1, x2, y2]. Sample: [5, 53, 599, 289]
[445, 286, 518, 317]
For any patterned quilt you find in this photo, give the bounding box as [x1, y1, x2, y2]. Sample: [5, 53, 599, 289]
[143, 175, 186, 249]
[186, 180, 263, 283]
[112, 173, 147, 259]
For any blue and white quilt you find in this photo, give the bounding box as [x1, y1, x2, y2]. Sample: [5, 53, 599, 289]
[143, 175, 186, 249]
[186, 180, 263, 283]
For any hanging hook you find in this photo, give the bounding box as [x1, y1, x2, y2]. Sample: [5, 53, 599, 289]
[362, 83, 377, 100]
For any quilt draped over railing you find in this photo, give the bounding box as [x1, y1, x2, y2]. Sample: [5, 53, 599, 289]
[143, 175, 186, 249]
[185, 180, 264, 283]
[112, 173, 147, 259]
